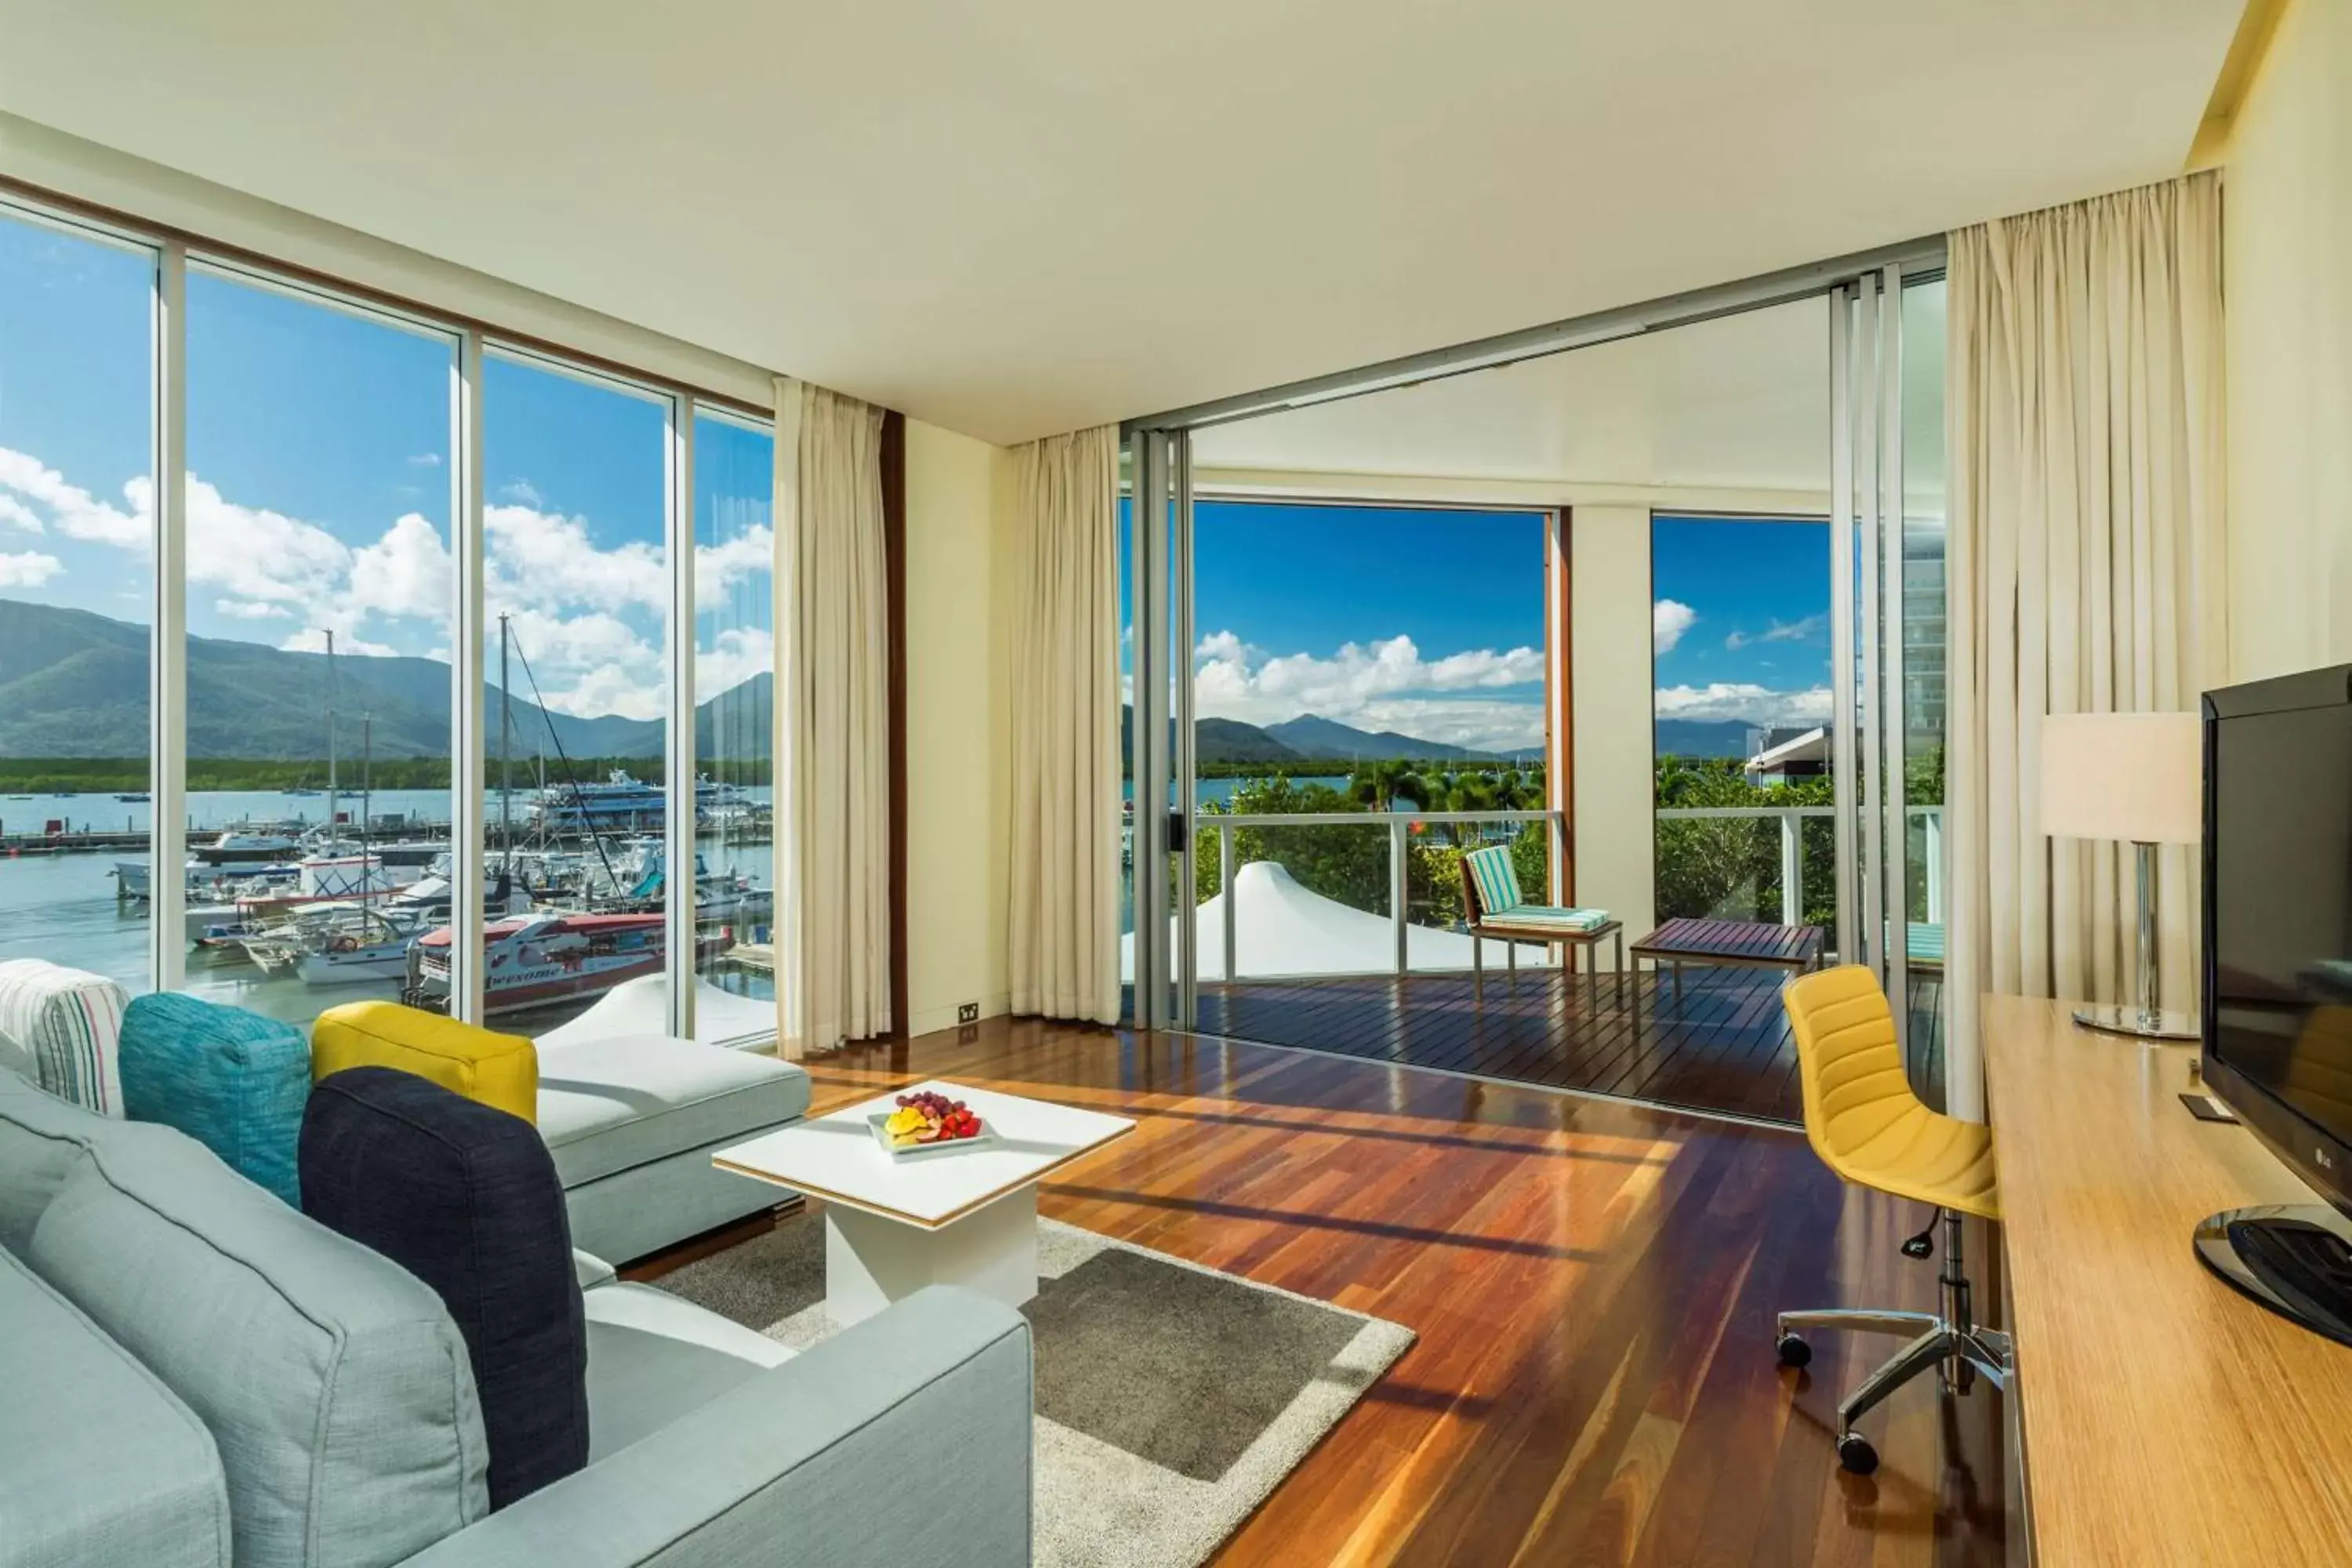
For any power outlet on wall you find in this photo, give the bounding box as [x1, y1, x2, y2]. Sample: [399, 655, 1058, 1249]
[958, 1002, 979, 1025]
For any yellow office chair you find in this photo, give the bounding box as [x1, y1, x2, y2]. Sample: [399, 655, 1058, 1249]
[1775, 965, 2009, 1475]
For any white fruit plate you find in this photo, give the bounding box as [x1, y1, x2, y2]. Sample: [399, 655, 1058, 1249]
[866, 1110, 1002, 1162]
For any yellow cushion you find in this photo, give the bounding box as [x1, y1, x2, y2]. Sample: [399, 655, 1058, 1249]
[1782, 966, 1999, 1221]
[310, 1000, 538, 1125]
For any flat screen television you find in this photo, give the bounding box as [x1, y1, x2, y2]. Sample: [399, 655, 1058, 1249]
[2200, 664, 2352, 1343]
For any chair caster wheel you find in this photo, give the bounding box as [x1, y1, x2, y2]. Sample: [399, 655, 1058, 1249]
[1838, 1432, 1879, 1475]
[1774, 1331, 1812, 1368]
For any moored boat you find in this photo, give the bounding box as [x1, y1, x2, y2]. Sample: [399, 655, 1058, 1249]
[406, 910, 732, 1017]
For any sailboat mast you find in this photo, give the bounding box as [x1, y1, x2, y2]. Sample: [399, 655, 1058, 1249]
[324, 629, 339, 841]
[359, 713, 372, 915]
[499, 614, 513, 870]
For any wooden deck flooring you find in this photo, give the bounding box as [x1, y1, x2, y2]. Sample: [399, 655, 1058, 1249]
[1184, 967, 1946, 1124]
[743, 1014, 2005, 1567]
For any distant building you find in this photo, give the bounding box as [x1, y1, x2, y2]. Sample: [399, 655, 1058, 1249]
[1744, 726, 1829, 783]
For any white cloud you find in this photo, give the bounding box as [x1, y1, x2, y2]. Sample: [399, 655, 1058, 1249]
[557, 662, 663, 721]
[407, 452, 443, 468]
[499, 480, 543, 506]
[1653, 598, 1697, 653]
[0, 448, 147, 547]
[347, 514, 452, 624]
[1725, 612, 1826, 652]
[173, 475, 352, 609]
[0, 442, 713, 724]
[1190, 629, 1544, 751]
[1653, 682, 1833, 725]
[485, 503, 665, 615]
[0, 550, 64, 587]
[695, 625, 773, 697]
[693, 524, 773, 604]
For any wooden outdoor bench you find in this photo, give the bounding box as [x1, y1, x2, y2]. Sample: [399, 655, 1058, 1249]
[1629, 916, 1826, 1010]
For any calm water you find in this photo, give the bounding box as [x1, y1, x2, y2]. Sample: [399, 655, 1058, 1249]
[1122, 775, 1352, 808]
[0, 789, 775, 1036]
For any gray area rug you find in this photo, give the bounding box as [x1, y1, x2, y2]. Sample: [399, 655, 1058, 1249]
[655, 1211, 1416, 1568]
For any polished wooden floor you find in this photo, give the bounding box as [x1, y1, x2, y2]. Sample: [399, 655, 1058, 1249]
[784, 1014, 2005, 1566]
[1187, 967, 1948, 1123]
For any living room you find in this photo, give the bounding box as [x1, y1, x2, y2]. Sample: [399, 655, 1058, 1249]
[4, 2, 2350, 1565]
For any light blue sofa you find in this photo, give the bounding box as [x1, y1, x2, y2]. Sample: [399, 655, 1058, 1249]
[0, 1065, 1033, 1568]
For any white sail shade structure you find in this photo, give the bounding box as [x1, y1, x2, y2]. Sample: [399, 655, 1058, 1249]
[1122, 861, 1551, 983]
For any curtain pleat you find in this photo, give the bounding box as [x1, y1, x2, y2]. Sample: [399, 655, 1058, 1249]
[1007, 427, 1121, 1025]
[774, 376, 890, 1059]
[1945, 172, 2227, 1116]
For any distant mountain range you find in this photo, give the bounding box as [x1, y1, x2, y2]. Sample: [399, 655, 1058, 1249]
[0, 597, 768, 760]
[1654, 718, 1762, 759]
[1120, 705, 1537, 767]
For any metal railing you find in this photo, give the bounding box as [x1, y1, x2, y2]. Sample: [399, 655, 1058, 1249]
[1202, 808, 1563, 982]
[1653, 803, 1944, 927]
[1164, 802, 1945, 983]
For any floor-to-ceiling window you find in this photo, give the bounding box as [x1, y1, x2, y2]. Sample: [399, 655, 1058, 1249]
[180, 263, 456, 1031]
[474, 350, 673, 1039]
[0, 208, 156, 993]
[1650, 514, 1835, 931]
[0, 188, 783, 1048]
[691, 408, 775, 1043]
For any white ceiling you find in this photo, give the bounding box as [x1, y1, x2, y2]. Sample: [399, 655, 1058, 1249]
[1193, 281, 1947, 499]
[1193, 296, 1835, 493]
[0, 2, 2236, 445]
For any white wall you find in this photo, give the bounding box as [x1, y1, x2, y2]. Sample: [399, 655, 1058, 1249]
[2220, 0, 2352, 681]
[1569, 505, 1657, 946]
[902, 420, 1014, 1036]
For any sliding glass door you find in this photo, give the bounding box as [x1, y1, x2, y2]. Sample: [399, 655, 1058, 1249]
[1123, 427, 1196, 1031]
[1828, 263, 1950, 1099]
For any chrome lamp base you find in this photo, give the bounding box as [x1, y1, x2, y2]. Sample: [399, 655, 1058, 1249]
[2069, 838, 2201, 1043]
[2071, 1003, 2200, 1041]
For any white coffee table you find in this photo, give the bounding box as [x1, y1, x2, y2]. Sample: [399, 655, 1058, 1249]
[712, 1080, 1134, 1327]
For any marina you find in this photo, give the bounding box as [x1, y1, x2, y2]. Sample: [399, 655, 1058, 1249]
[0, 784, 777, 1038]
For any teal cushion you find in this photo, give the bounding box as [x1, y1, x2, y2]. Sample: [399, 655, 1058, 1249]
[121, 993, 310, 1205]
[1464, 844, 1524, 916]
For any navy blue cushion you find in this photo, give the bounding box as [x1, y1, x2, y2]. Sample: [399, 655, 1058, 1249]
[299, 1066, 586, 1509]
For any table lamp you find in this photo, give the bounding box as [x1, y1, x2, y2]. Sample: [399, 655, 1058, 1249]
[2039, 710, 2202, 1040]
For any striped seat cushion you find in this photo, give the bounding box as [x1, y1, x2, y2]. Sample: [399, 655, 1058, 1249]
[1482, 905, 1611, 931]
[1463, 845, 1523, 917]
[0, 960, 129, 1117]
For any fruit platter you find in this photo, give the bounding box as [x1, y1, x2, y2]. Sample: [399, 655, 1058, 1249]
[867, 1090, 1000, 1161]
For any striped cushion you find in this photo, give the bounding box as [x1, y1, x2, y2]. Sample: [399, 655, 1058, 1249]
[0, 960, 130, 1117]
[1907, 922, 1946, 964]
[1484, 905, 1611, 931]
[1464, 845, 1523, 917]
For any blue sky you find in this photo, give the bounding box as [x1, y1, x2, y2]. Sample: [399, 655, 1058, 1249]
[1126, 499, 1831, 752]
[0, 210, 771, 723]
[1651, 514, 1832, 730]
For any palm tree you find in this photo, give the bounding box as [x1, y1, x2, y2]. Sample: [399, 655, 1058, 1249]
[1348, 760, 1428, 815]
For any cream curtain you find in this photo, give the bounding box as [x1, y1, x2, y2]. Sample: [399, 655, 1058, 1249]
[773, 376, 890, 1059]
[1007, 426, 1123, 1024]
[1944, 172, 2227, 1116]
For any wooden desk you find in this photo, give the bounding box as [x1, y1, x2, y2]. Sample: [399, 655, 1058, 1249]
[1983, 994, 2352, 1565]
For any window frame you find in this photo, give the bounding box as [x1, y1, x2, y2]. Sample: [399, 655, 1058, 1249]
[0, 185, 778, 1045]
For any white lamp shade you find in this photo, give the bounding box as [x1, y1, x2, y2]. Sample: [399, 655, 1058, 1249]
[2039, 711, 2202, 845]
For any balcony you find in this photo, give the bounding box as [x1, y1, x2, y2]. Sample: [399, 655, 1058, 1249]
[1138, 804, 1944, 1124]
